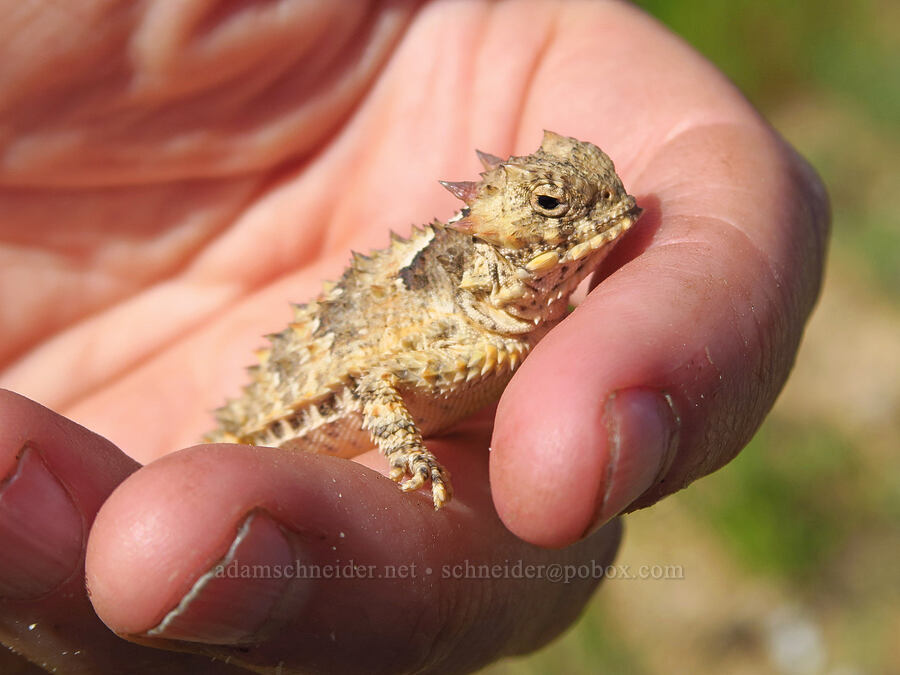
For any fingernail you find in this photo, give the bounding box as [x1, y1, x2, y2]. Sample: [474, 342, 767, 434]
[0, 446, 84, 599]
[585, 389, 679, 536]
[144, 511, 309, 645]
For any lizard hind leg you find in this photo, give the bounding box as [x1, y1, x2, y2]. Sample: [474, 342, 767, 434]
[356, 370, 452, 509]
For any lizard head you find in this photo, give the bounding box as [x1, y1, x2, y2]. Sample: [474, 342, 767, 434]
[442, 131, 641, 288]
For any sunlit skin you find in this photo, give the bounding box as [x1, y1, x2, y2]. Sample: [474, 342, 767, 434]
[0, 1, 827, 673]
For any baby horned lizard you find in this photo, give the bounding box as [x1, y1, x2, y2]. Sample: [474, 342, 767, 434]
[207, 131, 641, 508]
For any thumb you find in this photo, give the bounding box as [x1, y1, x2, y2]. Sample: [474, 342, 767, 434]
[86, 429, 620, 674]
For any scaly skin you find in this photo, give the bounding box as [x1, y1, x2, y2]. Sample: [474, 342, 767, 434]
[207, 131, 642, 508]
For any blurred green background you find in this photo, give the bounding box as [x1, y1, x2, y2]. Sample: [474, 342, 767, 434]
[488, 1, 900, 673]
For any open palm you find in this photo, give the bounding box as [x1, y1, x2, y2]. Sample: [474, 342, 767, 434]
[0, 1, 827, 673]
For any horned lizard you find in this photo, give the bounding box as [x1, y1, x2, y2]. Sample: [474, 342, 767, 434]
[207, 131, 641, 508]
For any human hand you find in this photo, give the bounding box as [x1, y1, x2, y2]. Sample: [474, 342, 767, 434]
[0, 1, 827, 673]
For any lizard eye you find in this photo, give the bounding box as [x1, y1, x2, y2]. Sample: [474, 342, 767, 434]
[530, 184, 569, 217]
[537, 195, 560, 210]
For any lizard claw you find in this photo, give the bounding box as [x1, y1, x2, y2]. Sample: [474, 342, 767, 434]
[393, 454, 452, 508]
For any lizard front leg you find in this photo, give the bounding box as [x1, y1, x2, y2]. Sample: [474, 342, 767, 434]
[356, 369, 452, 509]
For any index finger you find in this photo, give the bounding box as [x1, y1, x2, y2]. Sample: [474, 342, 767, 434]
[489, 5, 828, 547]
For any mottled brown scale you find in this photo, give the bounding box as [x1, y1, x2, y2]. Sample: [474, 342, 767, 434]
[206, 131, 642, 508]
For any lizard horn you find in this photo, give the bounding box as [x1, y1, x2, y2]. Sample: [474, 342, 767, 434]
[439, 180, 479, 203]
[475, 149, 504, 170]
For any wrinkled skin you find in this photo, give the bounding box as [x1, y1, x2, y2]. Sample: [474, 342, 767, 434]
[0, 1, 828, 673]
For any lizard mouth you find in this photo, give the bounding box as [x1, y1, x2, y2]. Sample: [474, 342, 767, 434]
[521, 200, 642, 274]
[562, 199, 642, 263]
